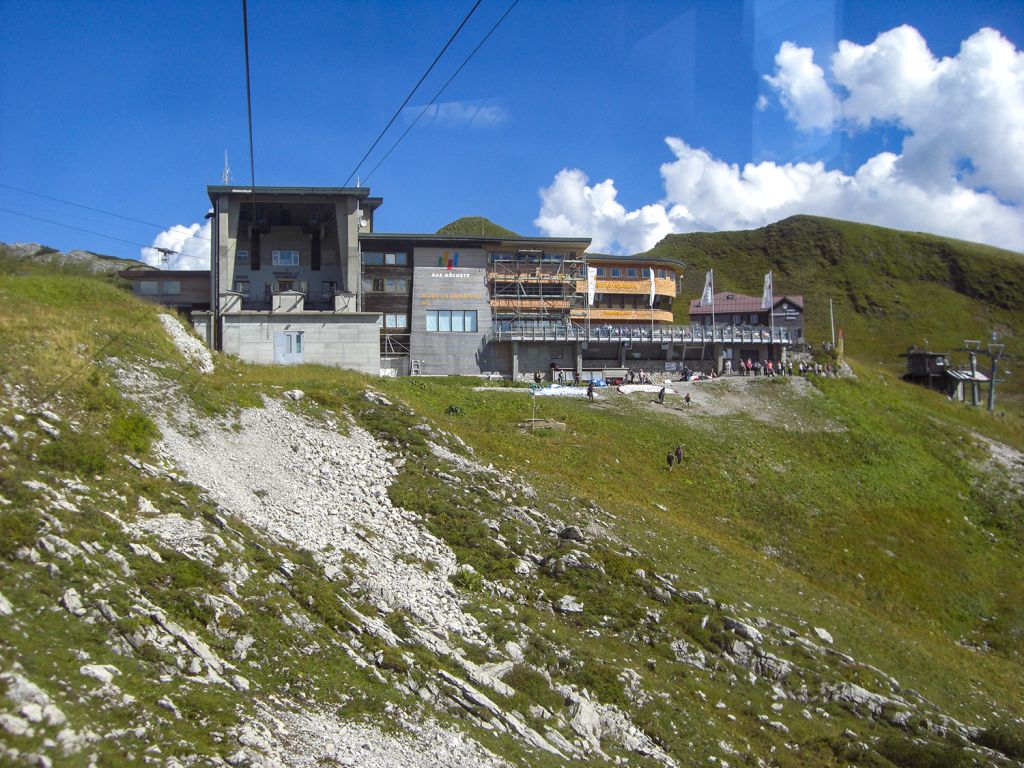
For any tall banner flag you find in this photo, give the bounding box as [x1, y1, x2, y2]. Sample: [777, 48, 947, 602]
[586, 267, 597, 306]
[649, 269, 656, 308]
[761, 271, 773, 309]
[700, 270, 713, 306]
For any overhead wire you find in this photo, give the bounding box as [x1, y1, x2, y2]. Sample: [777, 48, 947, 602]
[364, 0, 520, 184]
[0, 206, 181, 253]
[343, 0, 484, 187]
[0, 182, 210, 240]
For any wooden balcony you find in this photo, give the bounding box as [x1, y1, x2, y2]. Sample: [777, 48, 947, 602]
[575, 277, 677, 297]
[571, 308, 674, 322]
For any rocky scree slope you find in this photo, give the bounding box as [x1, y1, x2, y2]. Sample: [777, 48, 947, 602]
[0, 315, 1021, 767]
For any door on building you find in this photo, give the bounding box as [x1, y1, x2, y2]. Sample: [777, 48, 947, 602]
[274, 331, 304, 364]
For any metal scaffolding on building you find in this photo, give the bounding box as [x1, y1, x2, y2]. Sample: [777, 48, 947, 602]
[487, 250, 587, 323]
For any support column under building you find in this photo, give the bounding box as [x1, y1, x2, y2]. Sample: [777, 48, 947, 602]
[512, 342, 519, 381]
[575, 343, 583, 380]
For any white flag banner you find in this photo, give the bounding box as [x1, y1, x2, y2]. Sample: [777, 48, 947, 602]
[761, 271, 773, 310]
[586, 267, 597, 306]
[649, 269, 656, 308]
[700, 270, 713, 306]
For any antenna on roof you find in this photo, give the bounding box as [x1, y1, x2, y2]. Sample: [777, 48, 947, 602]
[222, 151, 231, 184]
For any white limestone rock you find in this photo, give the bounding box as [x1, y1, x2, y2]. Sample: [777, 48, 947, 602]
[813, 627, 834, 644]
[556, 595, 584, 614]
[79, 664, 120, 686]
[61, 588, 86, 616]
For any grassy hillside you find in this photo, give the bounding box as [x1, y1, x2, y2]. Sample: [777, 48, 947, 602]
[2, 252, 1022, 766]
[643, 216, 1024, 407]
[436, 217, 519, 237]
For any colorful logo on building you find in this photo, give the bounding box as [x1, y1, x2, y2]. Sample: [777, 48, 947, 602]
[438, 251, 459, 270]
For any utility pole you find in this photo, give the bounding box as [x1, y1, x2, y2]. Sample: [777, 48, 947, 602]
[987, 333, 1005, 412]
[829, 298, 835, 348]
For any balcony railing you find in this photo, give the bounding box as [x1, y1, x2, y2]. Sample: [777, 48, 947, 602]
[488, 320, 795, 345]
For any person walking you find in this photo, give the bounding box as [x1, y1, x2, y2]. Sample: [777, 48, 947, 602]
[666, 451, 675, 471]
[587, 381, 595, 403]
[658, 386, 666, 404]
[674, 445, 684, 464]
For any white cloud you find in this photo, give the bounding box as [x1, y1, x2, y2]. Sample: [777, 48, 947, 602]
[404, 99, 507, 128]
[763, 41, 837, 130]
[536, 25, 1024, 254]
[141, 218, 211, 270]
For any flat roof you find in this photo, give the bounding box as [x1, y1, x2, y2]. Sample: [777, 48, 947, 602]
[586, 253, 685, 273]
[361, 232, 591, 248]
[207, 185, 383, 210]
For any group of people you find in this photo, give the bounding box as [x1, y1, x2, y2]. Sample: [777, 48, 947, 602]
[798, 361, 839, 376]
[626, 368, 654, 385]
[733, 358, 790, 377]
[666, 444, 684, 471]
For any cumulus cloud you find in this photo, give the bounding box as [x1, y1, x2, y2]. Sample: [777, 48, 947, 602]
[141, 218, 211, 270]
[763, 41, 837, 130]
[535, 25, 1024, 254]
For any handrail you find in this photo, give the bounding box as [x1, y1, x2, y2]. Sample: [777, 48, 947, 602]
[488, 322, 795, 345]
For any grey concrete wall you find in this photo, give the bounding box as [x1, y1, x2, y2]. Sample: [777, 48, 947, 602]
[219, 313, 381, 374]
[409, 247, 493, 376]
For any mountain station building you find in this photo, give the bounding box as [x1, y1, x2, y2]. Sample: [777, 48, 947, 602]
[125, 185, 800, 379]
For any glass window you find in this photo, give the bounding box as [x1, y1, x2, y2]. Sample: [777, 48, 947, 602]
[426, 311, 438, 332]
[363, 252, 384, 265]
[438, 310, 452, 332]
[272, 250, 299, 266]
[162, 281, 181, 295]
[383, 252, 408, 265]
[627, 267, 638, 278]
[384, 278, 408, 293]
[465, 310, 477, 332]
[236, 250, 249, 262]
[642, 268, 651, 278]
[610, 267, 621, 277]
[750, 314, 758, 324]
[138, 281, 158, 295]
[452, 310, 465, 332]
[233, 280, 250, 297]
[384, 313, 407, 328]
[373, 278, 384, 292]
[733, 314, 742, 324]
[595, 267, 605, 276]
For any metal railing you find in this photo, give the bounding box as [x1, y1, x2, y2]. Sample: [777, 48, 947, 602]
[488, 320, 795, 345]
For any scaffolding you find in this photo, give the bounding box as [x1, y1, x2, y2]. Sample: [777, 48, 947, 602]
[487, 250, 587, 324]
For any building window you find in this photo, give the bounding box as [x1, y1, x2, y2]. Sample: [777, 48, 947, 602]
[162, 281, 181, 295]
[286, 331, 302, 354]
[384, 252, 407, 265]
[385, 313, 407, 328]
[750, 314, 758, 324]
[138, 281, 159, 295]
[610, 267, 621, 277]
[627, 267, 638, 278]
[237, 250, 249, 262]
[363, 252, 383, 265]
[595, 267, 605, 276]
[272, 250, 299, 266]
[233, 280, 251, 297]
[657, 269, 665, 278]
[733, 314, 742, 324]
[426, 310, 477, 333]
[384, 278, 408, 293]
[641, 268, 651, 278]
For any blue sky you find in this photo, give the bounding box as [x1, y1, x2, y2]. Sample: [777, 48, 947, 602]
[1, 0, 1021, 266]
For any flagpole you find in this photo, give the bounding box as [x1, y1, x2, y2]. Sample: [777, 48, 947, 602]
[710, 269, 715, 331]
[769, 269, 775, 353]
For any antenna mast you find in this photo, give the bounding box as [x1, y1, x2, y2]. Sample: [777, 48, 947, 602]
[222, 151, 232, 184]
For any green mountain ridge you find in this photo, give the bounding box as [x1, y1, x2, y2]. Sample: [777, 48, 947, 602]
[436, 216, 520, 237]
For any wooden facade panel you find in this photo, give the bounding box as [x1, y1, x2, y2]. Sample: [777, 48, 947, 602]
[575, 277, 677, 296]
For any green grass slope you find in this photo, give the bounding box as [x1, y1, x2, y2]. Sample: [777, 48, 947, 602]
[436, 217, 519, 237]
[2, 252, 1023, 766]
[644, 216, 1024, 406]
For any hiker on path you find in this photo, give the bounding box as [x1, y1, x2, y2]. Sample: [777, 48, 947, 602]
[658, 386, 666, 404]
[684, 392, 691, 406]
[666, 451, 675, 471]
[587, 381, 595, 403]
[674, 445, 684, 464]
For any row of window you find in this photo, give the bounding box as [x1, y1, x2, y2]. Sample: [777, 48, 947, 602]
[425, 310, 478, 333]
[363, 251, 408, 266]
[701, 314, 763, 325]
[362, 277, 408, 294]
[383, 313, 408, 328]
[235, 250, 300, 266]
[137, 280, 180, 296]
[594, 266, 672, 279]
